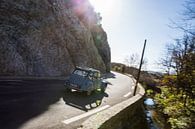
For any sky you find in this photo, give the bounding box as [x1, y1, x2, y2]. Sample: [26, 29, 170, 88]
[89, 0, 186, 72]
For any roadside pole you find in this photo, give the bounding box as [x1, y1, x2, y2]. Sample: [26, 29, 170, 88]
[133, 39, 147, 96]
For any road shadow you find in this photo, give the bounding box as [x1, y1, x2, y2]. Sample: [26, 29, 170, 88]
[104, 72, 116, 79]
[101, 72, 116, 86]
[63, 90, 109, 112]
[0, 79, 64, 129]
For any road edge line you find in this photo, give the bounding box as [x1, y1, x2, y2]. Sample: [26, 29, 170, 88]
[62, 105, 110, 124]
[123, 92, 132, 97]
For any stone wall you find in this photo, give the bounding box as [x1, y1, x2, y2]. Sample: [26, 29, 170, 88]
[78, 85, 148, 129]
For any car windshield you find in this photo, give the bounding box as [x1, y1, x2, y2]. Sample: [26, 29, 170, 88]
[73, 69, 88, 77]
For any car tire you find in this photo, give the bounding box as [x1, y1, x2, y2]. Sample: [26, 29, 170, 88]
[101, 86, 105, 92]
[101, 83, 107, 92]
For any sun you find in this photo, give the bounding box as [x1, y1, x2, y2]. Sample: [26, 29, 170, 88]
[89, 0, 117, 16]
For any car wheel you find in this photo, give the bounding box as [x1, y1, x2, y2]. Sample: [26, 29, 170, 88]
[101, 86, 105, 92]
[101, 83, 107, 92]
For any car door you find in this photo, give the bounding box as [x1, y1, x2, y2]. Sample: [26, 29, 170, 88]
[93, 72, 101, 89]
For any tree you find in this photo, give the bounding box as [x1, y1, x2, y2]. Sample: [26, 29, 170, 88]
[169, 0, 195, 36]
[156, 1, 195, 128]
[162, 35, 195, 98]
[163, 0, 195, 98]
[157, 37, 195, 128]
[124, 53, 148, 70]
[124, 53, 139, 68]
[183, 0, 195, 22]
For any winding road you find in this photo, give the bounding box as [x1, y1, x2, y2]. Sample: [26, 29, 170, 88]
[0, 72, 136, 129]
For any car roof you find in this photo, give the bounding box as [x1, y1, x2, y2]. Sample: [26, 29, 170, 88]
[75, 66, 100, 73]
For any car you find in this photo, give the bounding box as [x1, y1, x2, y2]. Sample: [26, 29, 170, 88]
[64, 67, 107, 95]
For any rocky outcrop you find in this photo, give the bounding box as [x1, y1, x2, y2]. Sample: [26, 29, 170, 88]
[0, 0, 110, 76]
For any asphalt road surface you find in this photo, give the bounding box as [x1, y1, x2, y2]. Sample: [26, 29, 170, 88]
[0, 72, 136, 129]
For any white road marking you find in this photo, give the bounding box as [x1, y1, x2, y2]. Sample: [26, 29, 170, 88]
[62, 105, 110, 124]
[123, 92, 131, 97]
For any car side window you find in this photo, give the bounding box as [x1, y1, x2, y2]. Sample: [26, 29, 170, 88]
[88, 72, 93, 80]
[73, 70, 88, 77]
[88, 72, 97, 80]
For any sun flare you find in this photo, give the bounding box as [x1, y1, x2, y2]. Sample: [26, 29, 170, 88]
[89, 0, 118, 16]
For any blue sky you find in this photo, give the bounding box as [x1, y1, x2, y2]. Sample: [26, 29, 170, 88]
[89, 0, 186, 71]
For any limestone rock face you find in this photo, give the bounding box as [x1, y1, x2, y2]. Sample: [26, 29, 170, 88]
[0, 0, 111, 76]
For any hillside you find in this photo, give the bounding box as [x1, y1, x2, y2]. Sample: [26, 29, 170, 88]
[111, 62, 162, 86]
[0, 0, 110, 76]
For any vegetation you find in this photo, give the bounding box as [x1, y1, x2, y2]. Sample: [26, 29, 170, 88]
[154, 1, 195, 128]
[154, 33, 195, 129]
[154, 86, 195, 129]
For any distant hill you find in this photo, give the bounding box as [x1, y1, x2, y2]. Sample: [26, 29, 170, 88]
[111, 62, 162, 86]
[0, 0, 110, 77]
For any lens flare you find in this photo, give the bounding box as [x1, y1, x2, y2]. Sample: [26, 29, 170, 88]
[89, 0, 119, 16]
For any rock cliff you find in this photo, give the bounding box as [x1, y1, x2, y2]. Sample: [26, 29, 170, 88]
[0, 0, 110, 76]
